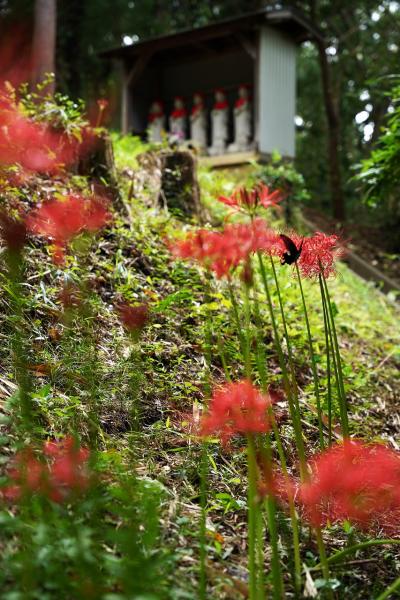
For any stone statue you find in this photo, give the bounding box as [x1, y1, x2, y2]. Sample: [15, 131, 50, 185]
[208, 88, 229, 156]
[228, 85, 253, 153]
[190, 92, 207, 151]
[148, 100, 165, 143]
[169, 96, 187, 144]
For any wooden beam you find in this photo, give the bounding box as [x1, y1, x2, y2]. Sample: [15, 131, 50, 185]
[127, 50, 154, 86]
[234, 32, 257, 60]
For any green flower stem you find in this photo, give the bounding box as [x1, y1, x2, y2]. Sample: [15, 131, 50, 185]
[315, 527, 334, 599]
[198, 274, 214, 600]
[247, 435, 262, 600]
[320, 273, 349, 437]
[319, 280, 342, 434]
[252, 290, 301, 595]
[323, 539, 400, 567]
[319, 276, 333, 445]
[228, 280, 250, 378]
[257, 252, 307, 480]
[240, 283, 284, 598]
[294, 263, 324, 449]
[243, 283, 254, 380]
[269, 257, 296, 376]
[217, 333, 232, 382]
[375, 576, 400, 600]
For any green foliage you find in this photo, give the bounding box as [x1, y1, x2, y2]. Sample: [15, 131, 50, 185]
[356, 81, 400, 240]
[112, 133, 150, 170]
[0, 459, 170, 599]
[256, 153, 310, 205]
[18, 76, 89, 139]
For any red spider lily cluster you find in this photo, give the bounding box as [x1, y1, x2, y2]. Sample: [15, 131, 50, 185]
[0, 98, 85, 174]
[298, 232, 345, 279]
[26, 194, 112, 264]
[273, 440, 400, 532]
[218, 183, 283, 213]
[200, 380, 272, 444]
[117, 301, 150, 333]
[270, 230, 344, 278]
[1, 437, 91, 503]
[170, 219, 278, 278]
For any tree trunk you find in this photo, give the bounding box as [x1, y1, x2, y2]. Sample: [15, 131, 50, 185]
[32, 0, 57, 94]
[316, 40, 345, 220]
[307, 0, 345, 220]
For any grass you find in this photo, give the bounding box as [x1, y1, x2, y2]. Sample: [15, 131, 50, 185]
[0, 135, 400, 598]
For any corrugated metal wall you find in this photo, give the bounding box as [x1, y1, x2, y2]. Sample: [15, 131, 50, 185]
[258, 26, 297, 158]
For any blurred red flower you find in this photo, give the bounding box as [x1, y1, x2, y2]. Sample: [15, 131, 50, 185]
[117, 301, 150, 333]
[298, 440, 400, 530]
[44, 437, 91, 502]
[170, 219, 278, 278]
[200, 380, 272, 444]
[26, 194, 111, 264]
[1, 437, 91, 503]
[218, 183, 283, 213]
[298, 231, 345, 279]
[0, 99, 82, 173]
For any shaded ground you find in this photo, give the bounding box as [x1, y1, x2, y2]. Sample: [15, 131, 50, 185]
[0, 153, 400, 598]
[304, 206, 400, 289]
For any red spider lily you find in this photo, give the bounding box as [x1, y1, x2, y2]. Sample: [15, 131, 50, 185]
[44, 437, 91, 502]
[297, 440, 400, 530]
[1, 437, 91, 503]
[117, 301, 150, 333]
[97, 99, 109, 111]
[0, 98, 83, 173]
[170, 219, 278, 278]
[26, 194, 112, 264]
[200, 380, 273, 444]
[95, 99, 109, 127]
[298, 231, 345, 279]
[218, 183, 283, 213]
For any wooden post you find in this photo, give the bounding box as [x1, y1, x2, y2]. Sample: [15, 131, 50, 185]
[121, 64, 130, 135]
[253, 30, 260, 150]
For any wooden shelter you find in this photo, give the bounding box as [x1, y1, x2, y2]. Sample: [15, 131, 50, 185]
[101, 6, 322, 163]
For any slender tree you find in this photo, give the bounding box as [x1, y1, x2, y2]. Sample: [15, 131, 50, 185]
[32, 0, 57, 93]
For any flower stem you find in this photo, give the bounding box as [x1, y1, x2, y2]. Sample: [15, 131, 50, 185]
[294, 263, 324, 449]
[375, 576, 400, 600]
[257, 252, 307, 479]
[315, 527, 334, 599]
[252, 271, 301, 596]
[319, 276, 333, 445]
[198, 274, 214, 599]
[247, 435, 262, 600]
[228, 280, 250, 378]
[320, 273, 349, 437]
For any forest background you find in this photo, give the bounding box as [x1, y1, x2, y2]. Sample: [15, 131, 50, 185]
[1, 0, 400, 230]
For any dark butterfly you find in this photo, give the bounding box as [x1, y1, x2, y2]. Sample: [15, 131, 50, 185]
[280, 234, 303, 265]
